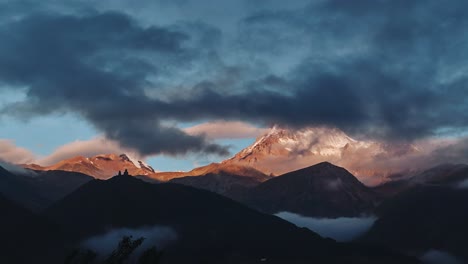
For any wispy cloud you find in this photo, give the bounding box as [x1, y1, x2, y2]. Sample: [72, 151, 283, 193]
[0, 139, 35, 164]
[0, 136, 142, 166]
[184, 121, 268, 139]
[36, 136, 138, 166]
[0, 160, 36, 175]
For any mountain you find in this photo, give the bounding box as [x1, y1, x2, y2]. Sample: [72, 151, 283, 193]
[0, 193, 64, 263]
[408, 163, 468, 185]
[184, 163, 269, 180]
[24, 153, 156, 179]
[242, 162, 379, 217]
[170, 173, 260, 199]
[23, 153, 270, 188]
[0, 164, 49, 210]
[0, 164, 93, 211]
[361, 185, 468, 262]
[18, 124, 422, 187]
[167, 163, 271, 198]
[153, 162, 270, 181]
[372, 163, 468, 197]
[222, 126, 420, 185]
[45, 174, 417, 264]
[24, 170, 94, 204]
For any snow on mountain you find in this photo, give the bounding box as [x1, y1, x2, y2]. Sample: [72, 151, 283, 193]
[24, 153, 157, 179]
[120, 154, 141, 168]
[138, 160, 156, 173]
[233, 126, 358, 158]
[223, 126, 420, 185]
[22, 126, 425, 185]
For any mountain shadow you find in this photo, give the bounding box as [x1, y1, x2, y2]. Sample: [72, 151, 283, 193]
[45, 174, 416, 264]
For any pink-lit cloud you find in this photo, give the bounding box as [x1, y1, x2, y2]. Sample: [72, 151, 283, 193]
[184, 121, 268, 139]
[0, 139, 36, 164]
[36, 136, 141, 166]
[0, 136, 143, 167]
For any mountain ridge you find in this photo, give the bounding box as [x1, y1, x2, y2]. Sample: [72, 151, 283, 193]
[44, 173, 418, 264]
[23, 153, 156, 179]
[222, 126, 420, 185]
[20, 126, 423, 186]
[242, 162, 379, 217]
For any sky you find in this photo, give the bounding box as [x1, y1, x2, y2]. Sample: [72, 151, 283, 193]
[1, 0, 468, 171]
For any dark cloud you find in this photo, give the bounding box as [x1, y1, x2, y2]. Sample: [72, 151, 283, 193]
[234, 0, 468, 140]
[1, 0, 468, 155]
[155, 73, 367, 129]
[428, 137, 468, 164]
[0, 8, 228, 156]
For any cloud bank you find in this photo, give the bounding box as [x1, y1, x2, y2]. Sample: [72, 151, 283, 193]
[0, 136, 142, 166]
[36, 136, 138, 166]
[0, 139, 35, 164]
[275, 211, 376, 242]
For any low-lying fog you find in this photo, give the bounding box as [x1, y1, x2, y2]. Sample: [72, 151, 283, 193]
[457, 179, 468, 188]
[275, 211, 376, 242]
[82, 225, 177, 260]
[420, 250, 462, 264]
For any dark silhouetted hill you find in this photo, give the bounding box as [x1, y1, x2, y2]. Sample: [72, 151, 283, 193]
[45, 174, 416, 264]
[0, 165, 93, 211]
[361, 185, 468, 262]
[243, 162, 378, 217]
[0, 193, 65, 263]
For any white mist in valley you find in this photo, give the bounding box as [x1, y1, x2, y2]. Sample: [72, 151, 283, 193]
[82, 225, 177, 260]
[457, 179, 468, 189]
[275, 212, 376, 242]
[420, 250, 462, 264]
[0, 161, 37, 176]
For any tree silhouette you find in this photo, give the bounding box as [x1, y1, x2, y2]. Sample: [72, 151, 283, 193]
[104, 236, 144, 264]
[64, 236, 162, 264]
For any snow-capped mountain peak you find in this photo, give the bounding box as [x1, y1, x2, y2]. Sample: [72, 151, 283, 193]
[223, 126, 420, 185]
[24, 153, 157, 179]
[228, 126, 358, 161]
[119, 153, 141, 168]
